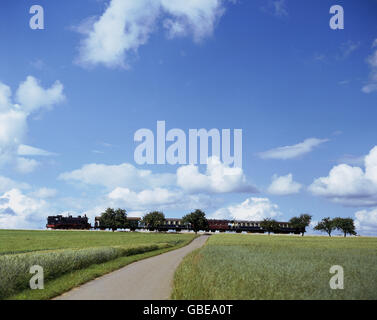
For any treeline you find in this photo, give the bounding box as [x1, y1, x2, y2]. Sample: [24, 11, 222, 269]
[97, 208, 357, 237]
[314, 217, 356, 237]
[261, 214, 357, 237]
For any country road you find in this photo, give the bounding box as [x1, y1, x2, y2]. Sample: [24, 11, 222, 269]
[55, 235, 209, 300]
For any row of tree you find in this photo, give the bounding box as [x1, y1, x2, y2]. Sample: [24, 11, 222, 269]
[314, 217, 356, 237]
[261, 214, 356, 237]
[98, 208, 357, 237]
[98, 208, 208, 233]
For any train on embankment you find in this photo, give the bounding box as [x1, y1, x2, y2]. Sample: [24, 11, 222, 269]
[46, 215, 302, 234]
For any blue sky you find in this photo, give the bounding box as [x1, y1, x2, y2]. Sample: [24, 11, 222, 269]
[0, 0, 377, 235]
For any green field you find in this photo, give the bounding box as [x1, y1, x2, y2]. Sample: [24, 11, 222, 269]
[172, 234, 377, 300]
[0, 230, 196, 300]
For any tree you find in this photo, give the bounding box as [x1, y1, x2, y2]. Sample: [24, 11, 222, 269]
[114, 208, 127, 230]
[98, 208, 127, 231]
[289, 214, 312, 236]
[182, 209, 209, 234]
[314, 217, 335, 237]
[142, 211, 165, 230]
[260, 218, 280, 235]
[332, 217, 356, 237]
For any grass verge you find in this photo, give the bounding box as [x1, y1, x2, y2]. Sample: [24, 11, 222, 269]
[7, 235, 197, 300]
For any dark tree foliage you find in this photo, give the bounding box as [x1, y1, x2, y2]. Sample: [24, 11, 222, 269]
[99, 208, 127, 231]
[332, 217, 357, 237]
[182, 209, 209, 234]
[314, 217, 335, 237]
[142, 211, 165, 230]
[260, 218, 280, 235]
[289, 213, 312, 236]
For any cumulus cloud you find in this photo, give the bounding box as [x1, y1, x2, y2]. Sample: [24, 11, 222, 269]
[267, 173, 302, 195]
[107, 186, 214, 212]
[355, 208, 377, 235]
[76, 0, 229, 68]
[60, 157, 256, 195]
[362, 38, 377, 93]
[258, 138, 328, 160]
[15, 76, 64, 113]
[0, 76, 64, 169]
[108, 187, 180, 209]
[59, 162, 176, 190]
[177, 156, 257, 194]
[309, 146, 377, 206]
[0, 189, 50, 229]
[211, 197, 281, 221]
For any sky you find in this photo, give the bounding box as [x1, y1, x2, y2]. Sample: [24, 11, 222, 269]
[0, 0, 377, 235]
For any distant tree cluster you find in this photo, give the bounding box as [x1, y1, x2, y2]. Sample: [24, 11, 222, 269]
[289, 214, 312, 236]
[182, 209, 209, 234]
[260, 214, 313, 236]
[261, 214, 357, 237]
[142, 211, 165, 230]
[314, 217, 356, 237]
[98, 208, 128, 231]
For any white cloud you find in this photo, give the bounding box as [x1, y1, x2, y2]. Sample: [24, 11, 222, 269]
[362, 38, 377, 93]
[161, 0, 225, 41]
[0, 189, 49, 229]
[0, 176, 30, 193]
[77, 0, 228, 68]
[309, 146, 377, 206]
[339, 40, 360, 59]
[15, 157, 40, 174]
[59, 162, 176, 190]
[272, 0, 288, 17]
[267, 173, 302, 195]
[336, 154, 365, 166]
[355, 208, 377, 235]
[0, 76, 64, 167]
[262, 0, 288, 17]
[107, 186, 214, 212]
[60, 157, 256, 195]
[15, 76, 64, 113]
[177, 156, 257, 194]
[30, 188, 57, 199]
[17, 144, 57, 157]
[0, 83, 12, 111]
[108, 187, 180, 209]
[0, 110, 27, 160]
[258, 138, 328, 160]
[211, 197, 281, 221]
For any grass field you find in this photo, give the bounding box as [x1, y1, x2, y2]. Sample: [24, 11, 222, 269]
[171, 234, 377, 300]
[0, 230, 196, 300]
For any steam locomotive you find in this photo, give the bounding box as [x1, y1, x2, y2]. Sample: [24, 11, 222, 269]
[46, 215, 91, 230]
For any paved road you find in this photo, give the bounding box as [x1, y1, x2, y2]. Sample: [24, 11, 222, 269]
[55, 235, 209, 300]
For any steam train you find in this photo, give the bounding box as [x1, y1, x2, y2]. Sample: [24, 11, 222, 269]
[47, 215, 301, 234]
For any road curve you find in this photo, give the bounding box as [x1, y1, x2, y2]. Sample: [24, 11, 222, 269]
[55, 235, 209, 300]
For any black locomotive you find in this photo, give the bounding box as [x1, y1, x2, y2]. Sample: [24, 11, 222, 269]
[46, 215, 91, 230]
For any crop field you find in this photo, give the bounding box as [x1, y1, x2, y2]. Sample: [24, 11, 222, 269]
[0, 230, 196, 300]
[172, 234, 377, 300]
